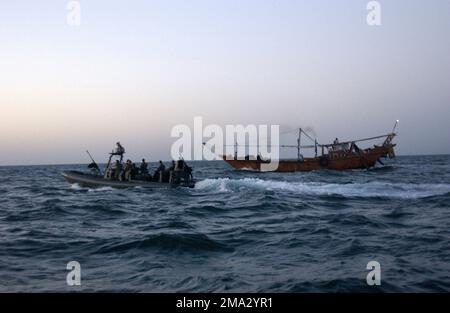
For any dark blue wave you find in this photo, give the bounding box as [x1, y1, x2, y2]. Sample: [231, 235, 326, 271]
[96, 233, 233, 254]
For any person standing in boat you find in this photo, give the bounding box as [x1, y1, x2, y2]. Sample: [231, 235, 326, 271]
[333, 138, 340, 151]
[112, 160, 122, 180]
[155, 160, 165, 182]
[123, 159, 133, 181]
[168, 160, 176, 183]
[139, 159, 148, 175]
[131, 161, 138, 179]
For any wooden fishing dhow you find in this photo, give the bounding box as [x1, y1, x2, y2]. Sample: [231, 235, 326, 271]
[220, 122, 398, 172]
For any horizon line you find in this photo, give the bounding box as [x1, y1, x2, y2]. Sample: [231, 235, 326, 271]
[0, 153, 449, 168]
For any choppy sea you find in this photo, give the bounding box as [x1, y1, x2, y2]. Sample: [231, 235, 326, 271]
[0, 155, 449, 292]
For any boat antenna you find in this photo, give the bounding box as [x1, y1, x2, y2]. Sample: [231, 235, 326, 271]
[392, 120, 399, 133]
[86, 150, 96, 164]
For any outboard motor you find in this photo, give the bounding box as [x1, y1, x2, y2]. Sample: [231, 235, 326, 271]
[88, 162, 101, 175]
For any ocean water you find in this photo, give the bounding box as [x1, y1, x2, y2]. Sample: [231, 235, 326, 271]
[0, 155, 449, 292]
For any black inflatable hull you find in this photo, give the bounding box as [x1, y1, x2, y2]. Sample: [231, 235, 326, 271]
[61, 171, 195, 189]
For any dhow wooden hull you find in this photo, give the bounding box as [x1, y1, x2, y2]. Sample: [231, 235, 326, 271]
[223, 144, 395, 172]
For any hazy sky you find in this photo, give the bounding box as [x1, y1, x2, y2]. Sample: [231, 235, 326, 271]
[1, 0, 449, 165]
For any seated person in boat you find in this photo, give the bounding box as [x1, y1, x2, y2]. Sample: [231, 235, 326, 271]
[112, 142, 125, 156]
[176, 159, 185, 171]
[171, 159, 191, 184]
[131, 162, 139, 179]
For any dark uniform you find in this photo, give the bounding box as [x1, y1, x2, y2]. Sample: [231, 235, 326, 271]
[123, 160, 132, 181]
[140, 159, 148, 175]
[155, 161, 166, 182]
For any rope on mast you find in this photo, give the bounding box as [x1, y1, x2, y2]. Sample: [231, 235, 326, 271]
[319, 133, 394, 148]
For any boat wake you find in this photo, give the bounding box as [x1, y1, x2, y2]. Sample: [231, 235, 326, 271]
[194, 178, 450, 199]
[70, 183, 115, 193]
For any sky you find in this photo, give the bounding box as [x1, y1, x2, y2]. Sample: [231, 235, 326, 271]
[0, 0, 449, 165]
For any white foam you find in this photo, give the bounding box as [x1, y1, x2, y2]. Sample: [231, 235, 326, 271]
[87, 186, 114, 193]
[70, 183, 114, 193]
[195, 178, 230, 193]
[194, 178, 450, 199]
[70, 183, 82, 190]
